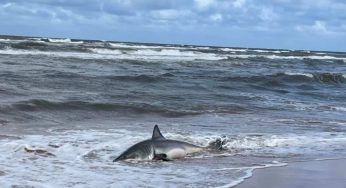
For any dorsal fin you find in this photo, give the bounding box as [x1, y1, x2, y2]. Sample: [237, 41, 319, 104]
[152, 125, 165, 140]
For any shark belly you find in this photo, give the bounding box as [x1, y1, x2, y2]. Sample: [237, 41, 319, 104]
[165, 148, 187, 159]
[154, 140, 204, 160]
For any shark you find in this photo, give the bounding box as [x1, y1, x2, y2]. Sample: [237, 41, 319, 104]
[113, 125, 205, 162]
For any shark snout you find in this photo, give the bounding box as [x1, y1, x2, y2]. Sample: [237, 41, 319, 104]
[113, 155, 124, 162]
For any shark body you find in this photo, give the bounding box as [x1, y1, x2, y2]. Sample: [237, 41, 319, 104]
[113, 125, 204, 162]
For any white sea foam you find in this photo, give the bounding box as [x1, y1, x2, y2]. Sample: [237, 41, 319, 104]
[214, 162, 287, 188]
[330, 106, 346, 112]
[251, 49, 290, 53]
[0, 48, 104, 59]
[284, 72, 314, 78]
[165, 131, 346, 156]
[129, 49, 223, 60]
[108, 42, 188, 50]
[1, 46, 345, 61]
[0, 129, 345, 187]
[48, 38, 72, 43]
[0, 129, 244, 187]
[196, 46, 211, 50]
[47, 38, 83, 44]
[221, 48, 248, 52]
[264, 55, 346, 60]
[118, 48, 225, 60]
[89, 48, 123, 55]
[0, 47, 225, 61]
[0, 39, 11, 42]
[215, 168, 253, 188]
[222, 133, 346, 154]
[225, 54, 346, 61]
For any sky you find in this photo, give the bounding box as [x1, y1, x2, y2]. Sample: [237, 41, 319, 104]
[0, 0, 345, 51]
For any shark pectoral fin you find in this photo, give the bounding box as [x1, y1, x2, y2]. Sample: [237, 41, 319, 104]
[153, 154, 171, 161]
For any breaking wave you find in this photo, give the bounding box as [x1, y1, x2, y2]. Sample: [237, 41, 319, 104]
[4, 99, 198, 117]
[0, 47, 226, 61]
[223, 72, 345, 84]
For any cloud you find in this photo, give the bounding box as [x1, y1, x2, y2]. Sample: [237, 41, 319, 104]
[210, 13, 223, 22]
[233, 0, 246, 8]
[151, 9, 192, 21]
[194, 0, 215, 10]
[0, 0, 345, 51]
[312, 21, 328, 33]
[259, 6, 279, 22]
[295, 20, 346, 36]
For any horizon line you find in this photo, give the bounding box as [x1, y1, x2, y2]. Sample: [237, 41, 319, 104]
[0, 33, 345, 53]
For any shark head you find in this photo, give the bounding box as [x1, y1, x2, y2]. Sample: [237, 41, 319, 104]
[113, 125, 162, 162]
[112, 138, 154, 162]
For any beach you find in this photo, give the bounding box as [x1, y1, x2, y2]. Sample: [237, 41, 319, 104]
[1, 35, 346, 187]
[236, 159, 346, 188]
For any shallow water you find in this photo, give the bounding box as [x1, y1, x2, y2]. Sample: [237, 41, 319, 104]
[1, 35, 346, 187]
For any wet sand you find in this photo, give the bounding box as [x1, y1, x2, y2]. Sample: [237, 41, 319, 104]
[236, 159, 346, 188]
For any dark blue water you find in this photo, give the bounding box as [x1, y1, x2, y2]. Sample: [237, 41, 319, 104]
[1, 35, 346, 187]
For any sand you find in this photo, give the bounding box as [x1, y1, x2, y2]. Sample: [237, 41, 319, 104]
[235, 159, 346, 188]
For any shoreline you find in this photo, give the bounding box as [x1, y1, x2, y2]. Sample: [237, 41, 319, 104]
[235, 158, 346, 188]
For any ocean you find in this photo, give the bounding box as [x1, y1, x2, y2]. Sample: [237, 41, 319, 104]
[0, 35, 346, 187]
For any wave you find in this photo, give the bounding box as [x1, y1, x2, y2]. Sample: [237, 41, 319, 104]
[108, 42, 188, 50]
[43, 70, 174, 82]
[0, 134, 20, 140]
[88, 48, 123, 55]
[0, 129, 255, 188]
[264, 55, 346, 61]
[0, 47, 226, 61]
[284, 72, 314, 78]
[220, 48, 248, 52]
[47, 38, 71, 43]
[313, 73, 345, 83]
[2, 128, 345, 188]
[1, 43, 345, 61]
[223, 54, 346, 61]
[7, 41, 48, 50]
[250, 49, 290, 53]
[0, 48, 95, 58]
[6, 99, 199, 117]
[129, 49, 223, 60]
[220, 133, 346, 153]
[0, 39, 11, 42]
[3, 98, 249, 117]
[51, 38, 84, 44]
[105, 73, 174, 82]
[223, 72, 345, 84]
[110, 48, 225, 60]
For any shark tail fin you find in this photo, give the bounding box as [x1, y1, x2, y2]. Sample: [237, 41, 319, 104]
[152, 125, 165, 140]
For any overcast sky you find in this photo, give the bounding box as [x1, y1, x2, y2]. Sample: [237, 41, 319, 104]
[0, 0, 345, 51]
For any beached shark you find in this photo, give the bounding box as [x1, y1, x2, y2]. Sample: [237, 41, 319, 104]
[113, 125, 206, 162]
